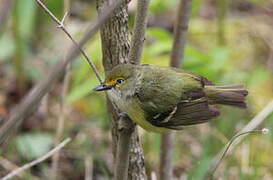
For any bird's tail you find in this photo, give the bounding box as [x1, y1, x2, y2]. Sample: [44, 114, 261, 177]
[204, 85, 248, 108]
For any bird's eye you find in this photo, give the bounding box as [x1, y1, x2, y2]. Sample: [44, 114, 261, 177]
[116, 79, 125, 84]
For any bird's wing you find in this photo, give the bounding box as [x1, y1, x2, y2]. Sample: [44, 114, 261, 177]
[149, 98, 220, 130]
[136, 65, 219, 129]
[170, 67, 214, 86]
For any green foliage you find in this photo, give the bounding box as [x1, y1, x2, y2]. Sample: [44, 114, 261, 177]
[67, 76, 98, 104]
[149, 0, 176, 15]
[15, 0, 37, 40]
[184, 46, 230, 82]
[145, 28, 172, 59]
[188, 156, 211, 179]
[15, 133, 53, 160]
[0, 34, 15, 60]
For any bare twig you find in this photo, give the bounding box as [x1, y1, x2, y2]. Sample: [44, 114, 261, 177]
[0, 0, 126, 145]
[128, 0, 150, 65]
[1, 138, 71, 180]
[206, 99, 273, 179]
[160, 1, 192, 180]
[205, 129, 268, 179]
[240, 100, 273, 133]
[0, 157, 37, 180]
[113, 0, 150, 179]
[0, 156, 40, 179]
[35, 0, 102, 83]
[0, 157, 24, 178]
[51, 1, 71, 179]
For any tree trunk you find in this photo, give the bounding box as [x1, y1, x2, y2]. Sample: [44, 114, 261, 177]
[96, 0, 147, 179]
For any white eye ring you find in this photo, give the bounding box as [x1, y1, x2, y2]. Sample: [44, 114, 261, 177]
[116, 79, 125, 84]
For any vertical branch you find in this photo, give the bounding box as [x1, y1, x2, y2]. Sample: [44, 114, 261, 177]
[12, 1, 26, 97]
[160, 0, 192, 180]
[129, 0, 150, 65]
[115, 0, 150, 178]
[51, 1, 71, 179]
[127, 0, 150, 179]
[170, 0, 192, 66]
[114, 116, 135, 180]
[96, 0, 148, 179]
[159, 132, 174, 180]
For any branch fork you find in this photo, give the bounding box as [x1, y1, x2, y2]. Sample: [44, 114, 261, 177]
[56, 12, 69, 29]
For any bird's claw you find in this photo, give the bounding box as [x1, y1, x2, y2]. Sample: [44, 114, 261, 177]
[118, 113, 129, 119]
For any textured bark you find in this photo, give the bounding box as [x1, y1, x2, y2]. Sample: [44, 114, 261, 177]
[96, 0, 147, 179]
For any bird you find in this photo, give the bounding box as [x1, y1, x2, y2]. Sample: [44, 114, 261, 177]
[94, 63, 248, 133]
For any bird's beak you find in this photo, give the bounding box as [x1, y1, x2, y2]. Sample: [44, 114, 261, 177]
[93, 84, 113, 91]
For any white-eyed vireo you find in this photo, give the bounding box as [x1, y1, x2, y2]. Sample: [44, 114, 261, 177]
[94, 64, 248, 133]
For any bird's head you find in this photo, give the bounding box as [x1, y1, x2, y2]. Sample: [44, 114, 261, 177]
[94, 63, 138, 93]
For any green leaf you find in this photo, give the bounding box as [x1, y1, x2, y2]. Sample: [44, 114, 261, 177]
[15, 133, 53, 160]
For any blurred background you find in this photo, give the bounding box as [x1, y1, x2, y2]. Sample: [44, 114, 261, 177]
[0, 0, 273, 179]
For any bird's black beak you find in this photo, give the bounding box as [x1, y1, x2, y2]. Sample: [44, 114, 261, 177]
[93, 84, 113, 91]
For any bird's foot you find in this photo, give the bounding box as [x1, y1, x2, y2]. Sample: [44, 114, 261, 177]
[118, 112, 129, 119]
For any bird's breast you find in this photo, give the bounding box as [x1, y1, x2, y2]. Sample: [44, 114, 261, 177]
[107, 89, 168, 133]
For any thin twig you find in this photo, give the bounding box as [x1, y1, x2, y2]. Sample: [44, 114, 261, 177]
[128, 0, 150, 65]
[0, 157, 23, 178]
[0, 0, 126, 145]
[0, 156, 40, 179]
[240, 100, 273, 133]
[160, 1, 192, 180]
[51, 1, 71, 179]
[205, 129, 267, 179]
[206, 99, 273, 179]
[1, 138, 71, 180]
[36, 0, 102, 83]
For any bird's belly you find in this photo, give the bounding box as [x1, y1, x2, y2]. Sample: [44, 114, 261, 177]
[107, 90, 167, 133]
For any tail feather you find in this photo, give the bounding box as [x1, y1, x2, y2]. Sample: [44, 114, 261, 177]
[204, 85, 248, 108]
